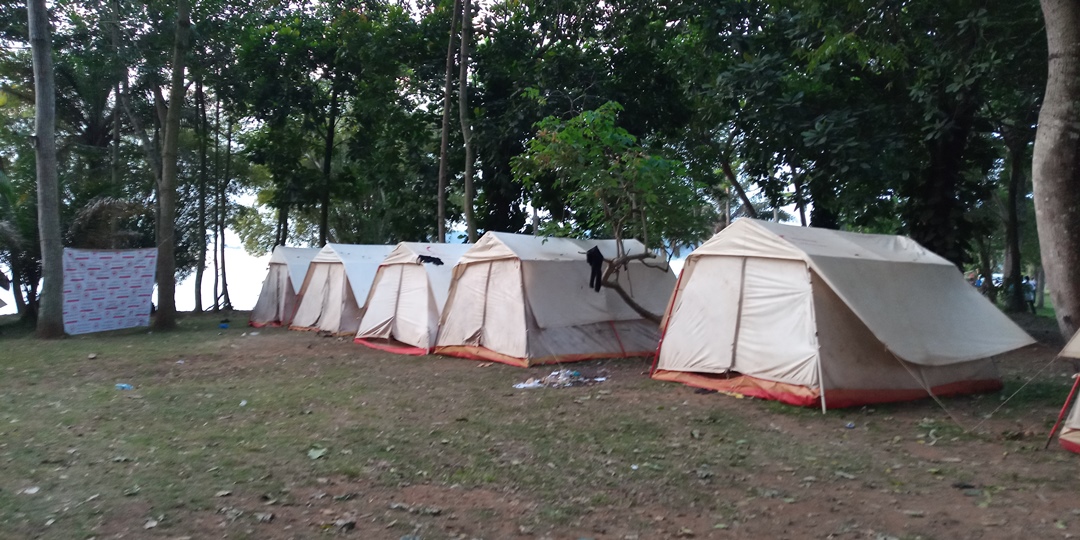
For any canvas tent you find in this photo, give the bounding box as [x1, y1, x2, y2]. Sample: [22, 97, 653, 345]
[355, 242, 472, 354]
[250, 246, 320, 328]
[434, 232, 677, 367]
[290, 243, 394, 335]
[1057, 331, 1080, 454]
[653, 219, 1035, 409]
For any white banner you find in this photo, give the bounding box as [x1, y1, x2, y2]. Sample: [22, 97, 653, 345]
[63, 248, 157, 335]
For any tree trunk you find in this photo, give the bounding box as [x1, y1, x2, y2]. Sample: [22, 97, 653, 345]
[212, 94, 220, 311]
[1033, 0, 1080, 338]
[458, 0, 477, 242]
[194, 76, 207, 313]
[10, 258, 26, 317]
[220, 119, 232, 310]
[437, 0, 461, 243]
[27, 0, 63, 338]
[153, 0, 189, 330]
[1036, 266, 1046, 309]
[1003, 140, 1026, 312]
[720, 157, 758, 220]
[319, 84, 338, 247]
[276, 205, 288, 246]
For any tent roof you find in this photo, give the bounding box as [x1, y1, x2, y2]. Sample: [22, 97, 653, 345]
[1061, 330, 1080, 360]
[458, 231, 653, 265]
[311, 243, 395, 308]
[382, 242, 473, 267]
[382, 243, 473, 310]
[691, 219, 1034, 366]
[268, 246, 321, 290]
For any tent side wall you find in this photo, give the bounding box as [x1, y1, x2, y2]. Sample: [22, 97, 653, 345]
[653, 253, 1001, 408]
[1061, 399, 1080, 454]
[250, 263, 293, 327]
[811, 272, 1002, 407]
[434, 260, 530, 365]
[290, 262, 331, 329]
[356, 264, 438, 352]
[290, 262, 363, 335]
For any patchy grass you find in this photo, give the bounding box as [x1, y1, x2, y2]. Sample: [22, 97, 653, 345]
[0, 311, 1078, 539]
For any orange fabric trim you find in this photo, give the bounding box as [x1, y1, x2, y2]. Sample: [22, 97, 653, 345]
[433, 346, 530, 367]
[354, 338, 428, 356]
[651, 370, 1002, 409]
[434, 345, 652, 368]
[1061, 431, 1080, 454]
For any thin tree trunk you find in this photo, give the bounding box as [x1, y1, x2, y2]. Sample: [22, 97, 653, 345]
[1003, 140, 1026, 312]
[437, 0, 461, 243]
[319, 84, 338, 247]
[220, 119, 232, 310]
[212, 94, 220, 311]
[152, 0, 189, 330]
[1033, 0, 1080, 338]
[10, 259, 26, 317]
[720, 158, 758, 220]
[27, 0, 63, 338]
[1037, 266, 1046, 309]
[276, 205, 288, 246]
[458, 0, 476, 242]
[194, 76, 207, 313]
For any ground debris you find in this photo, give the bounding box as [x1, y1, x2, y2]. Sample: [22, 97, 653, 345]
[513, 369, 607, 389]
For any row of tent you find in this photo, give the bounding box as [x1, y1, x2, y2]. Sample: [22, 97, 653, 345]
[249, 219, 1080, 452]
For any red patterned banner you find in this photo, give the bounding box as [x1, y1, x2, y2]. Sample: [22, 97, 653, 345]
[63, 248, 157, 335]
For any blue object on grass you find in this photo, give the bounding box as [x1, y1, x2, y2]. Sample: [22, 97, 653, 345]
[115, 383, 133, 390]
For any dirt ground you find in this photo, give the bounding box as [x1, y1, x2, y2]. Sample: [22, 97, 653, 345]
[1, 312, 1079, 540]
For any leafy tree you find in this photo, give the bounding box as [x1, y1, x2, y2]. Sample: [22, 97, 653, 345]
[513, 101, 713, 321]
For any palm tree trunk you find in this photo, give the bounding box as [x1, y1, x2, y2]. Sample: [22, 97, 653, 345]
[27, 0, 64, 338]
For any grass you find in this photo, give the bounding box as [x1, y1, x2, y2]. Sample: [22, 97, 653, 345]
[1, 311, 1079, 539]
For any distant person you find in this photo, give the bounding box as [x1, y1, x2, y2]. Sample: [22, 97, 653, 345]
[974, 275, 984, 288]
[1022, 275, 1036, 314]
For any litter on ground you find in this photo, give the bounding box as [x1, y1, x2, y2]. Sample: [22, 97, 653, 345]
[513, 369, 608, 389]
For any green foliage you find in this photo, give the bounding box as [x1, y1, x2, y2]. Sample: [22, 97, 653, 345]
[513, 102, 713, 251]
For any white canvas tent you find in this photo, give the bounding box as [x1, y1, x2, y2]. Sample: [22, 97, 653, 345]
[290, 243, 394, 335]
[355, 242, 473, 354]
[250, 246, 320, 328]
[434, 232, 677, 367]
[1057, 331, 1080, 454]
[653, 219, 1035, 409]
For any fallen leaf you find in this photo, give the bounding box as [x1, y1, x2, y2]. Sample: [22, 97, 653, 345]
[307, 447, 328, 460]
[144, 519, 158, 529]
[215, 490, 232, 497]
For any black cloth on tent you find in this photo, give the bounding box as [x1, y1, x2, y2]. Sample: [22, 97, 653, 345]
[417, 255, 444, 265]
[586, 246, 604, 293]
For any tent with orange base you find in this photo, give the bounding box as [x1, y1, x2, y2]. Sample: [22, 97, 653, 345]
[290, 243, 394, 336]
[249, 246, 320, 328]
[355, 242, 472, 355]
[434, 232, 676, 367]
[652, 219, 1035, 410]
[1057, 331, 1080, 453]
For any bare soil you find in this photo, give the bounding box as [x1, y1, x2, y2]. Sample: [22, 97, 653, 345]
[1, 311, 1078, 540]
